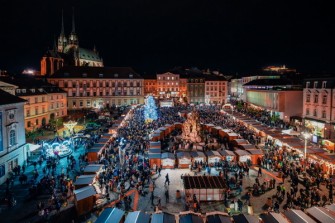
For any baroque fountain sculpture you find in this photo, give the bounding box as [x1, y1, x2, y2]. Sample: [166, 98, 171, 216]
[182, 108, 202, 143]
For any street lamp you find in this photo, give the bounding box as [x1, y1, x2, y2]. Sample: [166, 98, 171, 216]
[302, 132, 311, 172]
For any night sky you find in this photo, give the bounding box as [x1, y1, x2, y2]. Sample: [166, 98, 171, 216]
[0, 0, 334, 75]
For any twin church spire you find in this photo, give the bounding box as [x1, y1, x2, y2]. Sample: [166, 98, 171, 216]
[57, 8, 78, 53]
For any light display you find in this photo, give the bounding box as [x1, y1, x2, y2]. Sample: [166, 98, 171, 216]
[144, 96, 158, 122]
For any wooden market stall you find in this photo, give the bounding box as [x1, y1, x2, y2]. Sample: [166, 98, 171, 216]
[190, 151, 206, 164]
[149, 152, 161, 169]
[150, 132, 161, 142]
[205, 151, 222, 166]
[205, 124, 215, 133]
[125, 211, 151, 223]
[164, 124, 173, 135]
[306, 206, 335, 223]
[259, 212, 290, 223]
[151, 212, 176, 223]
[218, 150, 236, 162]
[179, 212, 203, 223]
[206, 212, 233, 223]
[161, 152, 175, 169]
[232, 214, 259, 223]
[239, 144, 257, 150]
[234, 149, 252, 163]
[283, 209, 316, 223]
[226, 132, 239, 141]
[232, 139, 249, 147]
[95, 207, 125, 223]
[83, 164, 104, 175]
[87, 146, 103, 162]
[177, 151, 192, 168]
[174, 122, 183, 130]
[246, 149, 264, 165]
[212, 126, 223, 137]
[219, 129, 232, 138]
[159, 127, 167, 137]
[74, 185, 97, 216]
[74, 175, 96, 189]
[183, 176, 226, 201]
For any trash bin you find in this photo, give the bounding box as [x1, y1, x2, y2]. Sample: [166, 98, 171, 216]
[176, 190, 181, 199]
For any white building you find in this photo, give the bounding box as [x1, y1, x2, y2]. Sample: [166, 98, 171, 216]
[0, 89, 27, 184]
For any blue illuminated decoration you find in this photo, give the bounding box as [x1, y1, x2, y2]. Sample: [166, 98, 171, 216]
[144, 96, 158, 122]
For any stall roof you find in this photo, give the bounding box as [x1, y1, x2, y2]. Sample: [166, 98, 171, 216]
[206, 124, 215, 127]
[214, 126, 223, 130]
[183, 176, 226, 189]
[88, 147, 103, 153]
[84, 164, 104, 173]
[151, 212, 176, 223]
[206, 214, 233, 223]
[234, 150, 250, 156]
[218, 150, 235, 157]
[306, 206, 335, 223]
[149, 153, 161, 159]
[74, 175, 96, 185]
[179, 213, 203, 223]
[221, 129, 232, 133]
[161, 152, 175, 159]
[74, 185, 96, 201]
[149, 148, 161, 154]
[232, 214, 259, 223]
[259, 212, 290, 223]
[233, 139, 249, 145]
[177, 151, 191, 158]
[240, 144, 257, 150]
[325, 204, 335, 212]
[98, 138, 109, 143]
[205, 151, 221, 157]
[125, 211, 151, 223]
[150, 141, 162, 148]
[246, 149, 264, 155]
[95, 207, 125, 223]
[227, 133, 239, 137]
[283, 209, 316, 223]
[191, 151, 206, 158]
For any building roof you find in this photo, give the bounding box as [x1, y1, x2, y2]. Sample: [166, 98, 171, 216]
[78, 47, 102, 61]
[95, 208, 125, 223]
[0, 89, 26, 105]
[243, 78, 294, 86]
[51, 66, 143, 79]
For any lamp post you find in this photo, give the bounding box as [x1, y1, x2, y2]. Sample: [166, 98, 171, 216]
[303, 132, 311, 172]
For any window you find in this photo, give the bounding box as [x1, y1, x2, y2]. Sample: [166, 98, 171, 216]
[87, 100, 91, 106]
[80, 101, 83, 107]
[73, 101, 76, 107]
[306, 94, 310, 103]
[9, 130, 16, 146]
[35, 107, 38, 115]
[27, 121, 31, 128]
[313, 109, 317, 117]
[306, 82, 310, 88]
[322, 95, 327, 104]
[36, 119, 39, 125]
[322, 110, 326, 118]
[314, 82, 318, 88]
[306, 108, 310, 115]
[314, 95, 318, 103]
[35, 97, 38, 103]
[26, 110, 30, 117]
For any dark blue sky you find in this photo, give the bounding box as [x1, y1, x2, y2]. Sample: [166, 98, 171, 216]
[0, 0, 334, 75]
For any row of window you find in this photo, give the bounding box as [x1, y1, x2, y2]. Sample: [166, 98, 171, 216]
[72, 98, 139, 107]
[306, 81, 327, 89]
[158, 76, 178, 80]
[67, 91, 141, 97]
[58, 81, 142, 88]
[306, 108, 327, 118]
[26, 95, 63, 104]
[206, 87, 225, 91]
[26, 103, 64, 116]
[306, 94, 327, 104]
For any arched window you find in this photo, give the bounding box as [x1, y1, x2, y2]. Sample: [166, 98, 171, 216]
[9, 130, 16, 146]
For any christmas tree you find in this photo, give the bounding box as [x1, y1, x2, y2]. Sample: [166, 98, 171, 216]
[144, 96, 158, 122]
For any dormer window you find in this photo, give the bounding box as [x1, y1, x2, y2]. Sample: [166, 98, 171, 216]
[31, 89, 35, 93]
[114, 73, 119, 78]
[129, 74, 133, 78]
[322, 81, 327, 88]
[314, 82, 318, 88]
[82, 73, 87, 77]
[22, 89, 26, 93]
[99, 73, 103, 78]
[16, 89, 21, 94]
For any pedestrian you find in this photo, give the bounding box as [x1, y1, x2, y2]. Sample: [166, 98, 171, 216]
[165, 173, 170, 186]
[151, 192, 154, 205]
[258, 167, 262, 177]
[158, 167, 161, 176]
[165, 189, 169, 203]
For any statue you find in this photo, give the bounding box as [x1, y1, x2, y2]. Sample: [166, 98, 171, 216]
[182, 109, 202, 143]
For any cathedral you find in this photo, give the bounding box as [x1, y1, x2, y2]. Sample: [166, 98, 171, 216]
[40, 10, 104, 75]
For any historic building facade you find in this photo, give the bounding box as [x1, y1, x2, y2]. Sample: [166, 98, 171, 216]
[41, 10, 103, 75]
[204, 78, 228, 104]
[303, 77, 335, 140]
[143, 76, 157, 96]
[157, 72, 181, 98]
[0, 90, 27, 184]
[48, 66, 144, 109]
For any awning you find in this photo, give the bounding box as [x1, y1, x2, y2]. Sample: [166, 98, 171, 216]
[27, 143, 41, 152]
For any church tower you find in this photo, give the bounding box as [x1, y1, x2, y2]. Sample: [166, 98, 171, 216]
[68, 8, 79, 47]
[57, 10, 67, 53]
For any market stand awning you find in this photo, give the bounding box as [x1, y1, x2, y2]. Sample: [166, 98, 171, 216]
[95, 207, 125, 223]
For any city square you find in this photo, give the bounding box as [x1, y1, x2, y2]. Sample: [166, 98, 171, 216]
[1, 1, 335, 223]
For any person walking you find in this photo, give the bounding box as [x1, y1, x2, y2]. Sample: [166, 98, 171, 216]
[158, 167, 161, 176]
[258, 167, 262, 177]
[165, 173, 170, 186]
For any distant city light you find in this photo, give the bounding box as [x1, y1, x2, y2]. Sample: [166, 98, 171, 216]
[22, 68, 40, 75]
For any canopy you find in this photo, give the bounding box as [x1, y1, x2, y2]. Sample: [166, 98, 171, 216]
[47, 136, 65, 145]
[125, 211, 151, 223]
[74, 185, 97, 201]
[306, 207, 335, 223]
[205, 151, 221, 157]
[74, 175, 96, 186]
[191, 151, 206, 158]
[183, 176, 226, 189]
[283, 209, 316, 223]
[177, 151, 191, 159]
[95, 207, 125, 223]
[218, 150, 235, 157]
[151, 212, 176, 223]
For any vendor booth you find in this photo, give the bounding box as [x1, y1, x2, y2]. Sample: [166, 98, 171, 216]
[183, 176, 226, 201]
[191, 151, 206, 164]
[164, 124, 173, 135]
[125, 211, 151, 223]
[83, 164, 104, 175]
[205, 151, 221, 166]
[179, 212, 203, 223]
[177, 151, 192, 168]
[218, 150, 236, 162]
[212, 126, 223, 136]
[205, 124, 215, 133]
[87, 146, 103, 162]
[95, 207, 125, 223]
[74, 175, 96, 189]
[226, 132, 239, 141]
[246, 149, 264, 165]
[161, 152, 175, 169]
[150, 131, 161, 142]
[150, 141, 161, 149]
[206, 213, 233, 223]
[234, 149, 252, 163]
[232, 214, 259, 223]
[149, 152, 161, 169]
[219, 129, 231, 138]
[306, 206, 335, 223]
[232, 139, 249, 146]
[239, 144, 257, 150]
[259, 212, 290, 223]
[74, 185, 97, 216]
[283, 209, 316, 223]
[151, 212, 176, 223]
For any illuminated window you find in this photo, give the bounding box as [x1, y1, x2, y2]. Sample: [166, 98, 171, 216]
[306, 94, 310, 103]
[9, 130, 16, 146]
[314, 95, 318, 103]
[322, 95, 327, 104]
[306, 108, 310, 115]
[322, 81, 327, 88]
[322, 110, 326, 118]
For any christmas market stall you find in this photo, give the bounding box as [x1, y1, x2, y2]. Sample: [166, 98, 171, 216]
[226, 132, 239, 141]
[125, 211, 151, 223]
[206, 212, 233, 223]
[183, 176, 226, 201]
[259, 212, 290, 223]
[246, 149, 264, 165]
[177, 151, 192, 168]
[74, 185, 97, 216]
[150, 131, 161, 142]
[219, 129, 232, 138]
[306, 206, 335, 223]
[218, 150, 236, 162]
[232, 214, 259, 223]
[87, 146, 104, 162]
[283, 209, 316, 223]
[164, 124, 173, 135]
[174, 122, 183, 130]
[179, 212, 203, 223]
[95, 207, 125, 223]
[159, 127, 167, 138]
[190, 151, 206, 164]
[239, 144, 257, 150]
[234, 149, 252, 163]
[232, 139, 249, 147]
[74, 175, 96, 189]
[151, 212, 176, 223]
[161, 152, 175, 169]
[149, 141, 162, 169]
[83, 164, 104, 175]
[205, 151, 222, 166]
